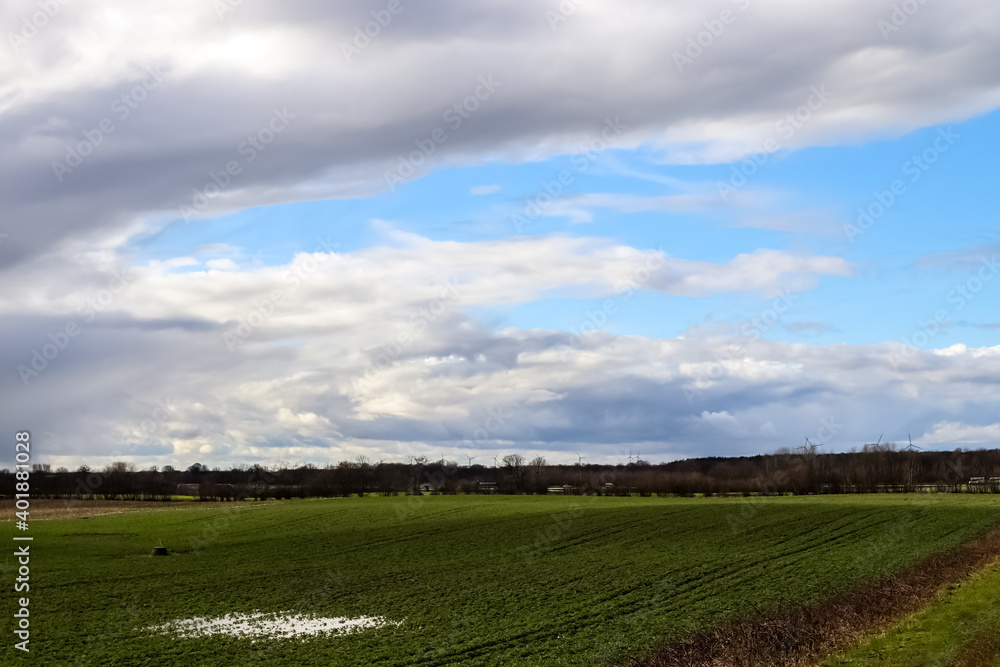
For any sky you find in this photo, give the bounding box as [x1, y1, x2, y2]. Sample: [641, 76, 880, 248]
[2, 0, 999, 470]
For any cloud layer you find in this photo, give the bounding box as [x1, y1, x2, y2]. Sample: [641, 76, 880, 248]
[4, 0, 1000, 467]
[3, 235, 996, 467]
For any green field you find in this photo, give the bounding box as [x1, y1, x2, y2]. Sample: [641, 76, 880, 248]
[827, 560, 1000, 667]
[12, 494, 1000, 666]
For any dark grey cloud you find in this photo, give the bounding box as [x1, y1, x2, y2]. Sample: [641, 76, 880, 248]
[3, 298, 1000, 468]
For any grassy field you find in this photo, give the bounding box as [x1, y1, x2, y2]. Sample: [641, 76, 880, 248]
[826, 559, 1000, 667]
[9, 494, 1000, 666]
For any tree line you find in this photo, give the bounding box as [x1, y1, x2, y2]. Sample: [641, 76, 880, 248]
[4, 444, 1000, 501]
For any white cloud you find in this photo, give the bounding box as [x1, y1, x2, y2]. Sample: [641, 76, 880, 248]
[0, 231, 995, 467]
[920, 421, 1000, 445]
[206, 258, 239, 271]
[0, 233, 851, 322]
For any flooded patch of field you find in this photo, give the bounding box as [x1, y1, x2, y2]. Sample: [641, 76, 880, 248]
[148, 612, 402, 640]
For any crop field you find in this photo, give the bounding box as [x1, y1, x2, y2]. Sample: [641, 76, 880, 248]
[10, 494, 1000, 666]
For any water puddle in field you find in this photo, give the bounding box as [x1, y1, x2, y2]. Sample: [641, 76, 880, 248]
[148, 612, 402, 640]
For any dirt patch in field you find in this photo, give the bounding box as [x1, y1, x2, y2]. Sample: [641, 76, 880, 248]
[0, 499, 235, 521]
[632, 524, 1000, 667]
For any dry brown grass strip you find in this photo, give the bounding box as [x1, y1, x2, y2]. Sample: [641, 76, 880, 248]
[630, 525, 1000, 667]
[0, 498, 236, 521]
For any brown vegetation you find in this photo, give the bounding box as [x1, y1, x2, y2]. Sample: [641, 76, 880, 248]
[0, 498, 233, 521]
[629, 525, 1000, 667]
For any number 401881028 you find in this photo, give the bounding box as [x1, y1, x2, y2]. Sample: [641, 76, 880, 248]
[15, 432, 30, 520]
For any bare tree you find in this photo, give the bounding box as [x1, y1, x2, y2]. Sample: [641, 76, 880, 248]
[502, 454, 525, 492]
[527, 456, 547, 493]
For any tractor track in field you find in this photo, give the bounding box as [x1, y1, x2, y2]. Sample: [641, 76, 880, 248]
[629, 521, 1000, 667]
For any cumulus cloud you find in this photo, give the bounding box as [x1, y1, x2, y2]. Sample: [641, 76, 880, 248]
[0, 233, 852, 322]
[8, 309, 1000, 468]
[1, 231, 995, 468]
[920, 421, 1000, 445]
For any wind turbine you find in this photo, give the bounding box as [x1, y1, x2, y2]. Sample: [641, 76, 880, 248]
[575, 453, 585, 465]
[492, 453, 500, 468]
[799, 436, 822, 454]
[465, 454, 476, 466]
[904, 433, 923, 452]
[626, 450, 634, 464]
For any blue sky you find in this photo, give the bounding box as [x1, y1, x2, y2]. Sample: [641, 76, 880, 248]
[2, 0, 999, 468]
[134, 110, 999, 350]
